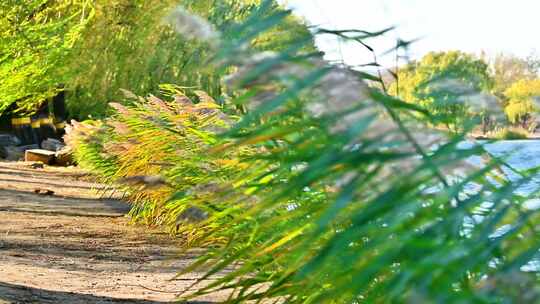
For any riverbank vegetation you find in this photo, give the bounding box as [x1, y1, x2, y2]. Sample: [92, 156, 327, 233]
[2, 0, 540, 302]
[390, 50, 540, 138]
[488, 126, 530, 140]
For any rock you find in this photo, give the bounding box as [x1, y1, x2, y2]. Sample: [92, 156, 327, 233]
[41, 138, 65, 152]
[176, 206, 208, 224]
[29, 162, 45, 169]
[0, 146, 6, 159]
[1, 146, 24, 161]
[0, 144, 37, 161]
[0, 134, 21, 147]
[54, 146, 74, 166]
[20, 144, 39, 151]
[34, 188, 55, 196]
[25, 149, 56, 164]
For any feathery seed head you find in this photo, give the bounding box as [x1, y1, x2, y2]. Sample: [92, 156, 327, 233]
[164, 6, 220, 44]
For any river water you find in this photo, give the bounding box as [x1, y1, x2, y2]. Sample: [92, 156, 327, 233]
[460, 140, 540, 272]
[463, 140, 540, 198]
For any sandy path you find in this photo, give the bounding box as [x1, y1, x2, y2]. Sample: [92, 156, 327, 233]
[0, 162, 226, 303]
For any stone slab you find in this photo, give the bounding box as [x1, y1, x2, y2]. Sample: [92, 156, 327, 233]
[25, 149, 56, 164]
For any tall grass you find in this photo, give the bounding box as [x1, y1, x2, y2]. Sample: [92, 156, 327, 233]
[70, 1, 540, 302]
[65, 88, 255, 243]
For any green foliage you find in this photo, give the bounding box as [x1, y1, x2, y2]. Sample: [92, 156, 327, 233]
[504, 79, 540, 127]
[70, 4, 540, 302]
[0, 0, 90, 114]
[390, 51, 495, 131]
[489, 126, 530, 140]
[1, 0, 313, 119]
[390, 51, 540, 133]
[65, 89, 254, 241]
[66, 0, 314, 119]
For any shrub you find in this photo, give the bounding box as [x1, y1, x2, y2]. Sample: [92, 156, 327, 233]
[489, 126, 530, 140]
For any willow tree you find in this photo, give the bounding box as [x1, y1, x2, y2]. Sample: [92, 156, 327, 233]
[66, 0, 314, 119]
[0, 0, 90, 115]
[504, 79, 540, 129]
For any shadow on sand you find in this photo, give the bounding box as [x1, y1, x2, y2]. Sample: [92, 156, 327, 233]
[0, 282, 212, 304]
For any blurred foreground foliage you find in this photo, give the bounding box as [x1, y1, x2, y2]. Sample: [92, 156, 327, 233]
[68, 1, 540, 302]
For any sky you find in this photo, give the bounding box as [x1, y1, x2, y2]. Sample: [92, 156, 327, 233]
[279, 0, 540, 68]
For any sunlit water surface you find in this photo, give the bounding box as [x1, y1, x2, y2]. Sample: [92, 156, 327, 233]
[459, 140, 540, 272]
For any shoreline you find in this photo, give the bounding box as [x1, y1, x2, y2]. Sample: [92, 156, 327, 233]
[469, 134, 540, 141]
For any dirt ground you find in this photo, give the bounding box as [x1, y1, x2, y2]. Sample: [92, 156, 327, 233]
[0, 162, 228, 303]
